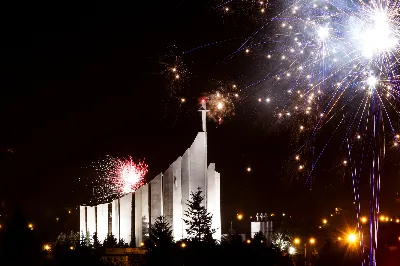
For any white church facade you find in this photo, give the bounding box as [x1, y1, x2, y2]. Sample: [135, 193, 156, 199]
[80, 105, 221, 246]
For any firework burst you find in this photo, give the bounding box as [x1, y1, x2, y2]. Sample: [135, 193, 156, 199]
[202, 85, 238, 123]
[176, 1, 400, 264]
[90, 156, 148, 203]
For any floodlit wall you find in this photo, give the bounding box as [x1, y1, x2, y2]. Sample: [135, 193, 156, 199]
[163, 163, 173, 227]
[141, 184, 149, 240]
[120, 193, 133, 244]
[97, 203, 109, 243]
[181, 132, 207, 239]
[134, 187, 142, 247]
[79, 128, 223, 244]
[87, 206, 96, 239]
[251, 221, 274, 238]
[79, 206, 86, 236]
[207, 163, 221, 240]
[112, 199, 120, 240]
[163, 158, 183, 240]
[214, 171, 221, 240]
[172, 158, 183, 240]
[181, 149, 190, 238]
[150, 173, 163, 226]
[189, 133, 207, 198]
[135, 185, 149, 247]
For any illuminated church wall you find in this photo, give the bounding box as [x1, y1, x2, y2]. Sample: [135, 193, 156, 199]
[80, 129, 221, 245]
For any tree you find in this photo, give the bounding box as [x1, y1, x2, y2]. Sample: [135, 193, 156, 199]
[183, 187, 216, 242]
[103, 234, 118, 248]
[253, 231, 267, 246]
[117, 238, 129, 247]
[149, 216, 173, 248]
[92, 232, 102, 250]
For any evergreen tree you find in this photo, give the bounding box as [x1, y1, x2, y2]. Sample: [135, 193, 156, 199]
[118, 238, 128, 247]
[253, 231, 266, 245]
[92, 232, 102, 250]
[221, 230, 243, 246]
[149, 216, 173, 248]
[183, 187, 216, 242]
[103, 234, 118, 248]
[84, 231, 92, 247]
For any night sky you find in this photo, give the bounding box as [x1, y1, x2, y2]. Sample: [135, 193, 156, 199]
[0, 1, 399, 232]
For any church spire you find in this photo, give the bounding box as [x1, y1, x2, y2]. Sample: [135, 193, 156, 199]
[199, 99, 209, 132]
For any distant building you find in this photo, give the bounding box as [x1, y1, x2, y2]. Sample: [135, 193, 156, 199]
[80, 104, 221, 246]
[250, 213, 273, 239]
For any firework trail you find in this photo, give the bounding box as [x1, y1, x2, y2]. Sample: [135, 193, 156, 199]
[90, 156, 148, 203]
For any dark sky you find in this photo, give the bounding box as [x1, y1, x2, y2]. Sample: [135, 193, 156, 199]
[0, 1, 399, 231]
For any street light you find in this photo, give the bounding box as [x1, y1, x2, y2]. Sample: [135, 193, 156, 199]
[322, 218, 328, 225]
[237, 213, 243, 220]
[360, 216, 368, 224]
[181, 242, 186, 248]
[44, 244, 51, 251]
[28, 223, 34, 230]
[309, 238, 316, 245]
[294, 238, 301, 245]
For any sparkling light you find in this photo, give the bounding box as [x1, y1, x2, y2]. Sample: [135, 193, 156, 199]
[318, 27, 330, 40]
[90, 156, 148, 201]
[288, 246, 296, 255]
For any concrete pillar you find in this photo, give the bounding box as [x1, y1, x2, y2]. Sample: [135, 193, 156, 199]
[79, 206, 86, 237]
[135, 187, 142, 247]
[97, 203, 109, 244]
[181, 149, 190, 238]
[207, 163, 221, 240]
[182, 132, 207, 238]
[163, 158, 183, 240]
[86, 206, 96, 240]
[150, 173, 163, 226]
[189, 132, 207, 196]
[120, 193, 133, 244]
[112, 199, 120, 240]
[135, 184, 149, 246]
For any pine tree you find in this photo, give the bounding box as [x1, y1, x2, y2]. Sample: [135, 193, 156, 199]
[118, 238, 128, 247]
[92, 232, 102, 250]
[103, 234, 118, 248]
[183, 187, 216, 242]
[149, 216, 173, 248]
[83, 231, 92, 247]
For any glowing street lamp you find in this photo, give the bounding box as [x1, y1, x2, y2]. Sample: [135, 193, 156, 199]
[361, 216, 368, 224]
[322, 218, 328, 225]
[181, 242, 186, 248]
[237, 213, 243, 220]
[309, 238, 316, 245]
[294, 238, 301, 245]
[44, 244, 51, 251]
